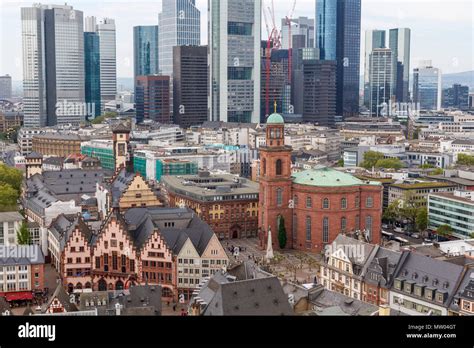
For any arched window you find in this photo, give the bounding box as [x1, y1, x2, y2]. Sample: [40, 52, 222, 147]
[323, 217, 329, 243]
[323, 198, 330, 209]
[341, 217, 347, 232]
[306, 197, 312, 208]
[276, 188, 283, 207]
[366, 196, 373, 208]
[305, 216, 312, 241]
[366, 215, 373, 233]
[276, 159, 282, 176]
[262, 158, 267, 175]
[341, 198, 347, 209]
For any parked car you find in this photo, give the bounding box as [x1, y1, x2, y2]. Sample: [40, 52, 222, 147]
[394, 227, 404, 233]
[382, 224, 389, 229]
[411, 233, 420, 239]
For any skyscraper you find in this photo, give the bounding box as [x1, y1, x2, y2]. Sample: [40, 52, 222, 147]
[303, 59, 337, 126]
[173, 46, 208, 128]
[364, 30, 386, 107]
[134, 26, 159, 78]
[22, 4, 85, 127]
[84, 31, 101, 120]
[0, 75, 12, 100]
[443, 84, 470, 110]
[369, 48, 393, 117]
[389, 28, 411, 103]
[209, 0, 262, 123]
[281, 17, 315, 49]
[159, 0, 201, 116]
[96, 18, 117, 112]
[135, 76, 171, 124]
[413, 61, 442, 111]
[316, 0, 361, 118]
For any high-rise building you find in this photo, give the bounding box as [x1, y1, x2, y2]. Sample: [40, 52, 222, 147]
[292, 47, 320, 116]
[442, 84, 470, 110]
[209, 0, 262, 123]
[261, 48, 291, 121]
[96, 18, 117, 112]
[369, 48, 393, 117]
[364, 30, 386, 107]
[0, 75, 12, 99]
[134, 26, 159, 79]
[281, 17, 315, 49]
[303, 59, 337, 126]
[21, 4, 85, 128]
[84, 32, 101, 120]
[316, 0, 361, 118]
[173, 46, 208, 129]
[389, 28, 411, 103]
[159, 0, 201, 116]
[413, 61, 442, 111]
[135, 76, 171, 124]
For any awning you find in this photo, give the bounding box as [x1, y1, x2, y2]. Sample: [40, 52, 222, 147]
[5, 291, 34, 302]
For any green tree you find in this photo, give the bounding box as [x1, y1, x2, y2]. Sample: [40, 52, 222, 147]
[90, 112, 118, 125]
[375, 158, 403, 170]
[437, 224, 453, 238]
[0, 164, 23, 193]
[361, 151, 384, 170]
[420, 163, 435, 169]
[16, 222, 30, 245]
[431, 168, 444, 175]
[383, 200, 400, 224]
[0, 183, 19, 211]
[457, 154, 474, 166]
[278, 216, 287, 249]
[337, 159, 344, 167]
[416, 207, 428, 232]
[399, 192, 425, 228]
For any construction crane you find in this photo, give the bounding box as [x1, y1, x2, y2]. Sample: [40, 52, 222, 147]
[263, 0, 297, 119]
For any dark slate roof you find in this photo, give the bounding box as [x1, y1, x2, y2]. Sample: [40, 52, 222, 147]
[393, 252, 464, 307]
[78, 285, 162, 316]
[193, 271, 293, 316]
[45, 284, 78, 313]
[123, 207, 213, 255]
[0, 245, 44, 265]
[450, 267, 474, 312]
[49, 214, 94, 251]
[42, 156, 64, 166]
[112, 122, 131, 133]
[25, 152, 42, 159]
[108, 168, 135, 207]
[363, 246, 403, 288]
[40, 169, 104, 196]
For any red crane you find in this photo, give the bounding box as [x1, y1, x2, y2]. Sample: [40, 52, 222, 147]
[263, 0, 297, 119]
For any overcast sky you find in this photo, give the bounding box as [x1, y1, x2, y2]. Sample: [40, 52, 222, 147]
[0, 0, 473, 81]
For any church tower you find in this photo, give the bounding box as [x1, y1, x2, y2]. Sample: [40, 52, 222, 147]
[258, 112, 293, 250]
[112, 122, 132, 172]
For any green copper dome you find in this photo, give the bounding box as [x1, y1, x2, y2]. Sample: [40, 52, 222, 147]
[266, 113, 284, 124]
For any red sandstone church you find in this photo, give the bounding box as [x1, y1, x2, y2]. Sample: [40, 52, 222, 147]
[259, 113, 383, 253]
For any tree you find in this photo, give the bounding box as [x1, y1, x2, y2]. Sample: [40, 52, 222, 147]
[416, 207, 428, 232]
[420, 163, 435, 169]
[431, 168, 444, 175]
[375, 158, 403, 170]
[0, 164, 23, 193]
[337, 159, 344, 167]
[383, 200, 400, 224]
[361, 151, 384, 170]
[0, 183, 19, 211]
[16, 222, 30, 245]
[278, 216, 287, 249]
[457, 154, 474, 166]
[437, 224, 453, 238]
[399, 192, 425, 228]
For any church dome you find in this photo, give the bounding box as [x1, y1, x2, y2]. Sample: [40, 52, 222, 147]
[266, 113, 284, 125]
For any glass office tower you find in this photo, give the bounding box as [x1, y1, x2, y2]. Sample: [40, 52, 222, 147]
[364, 30, 386, 107]
[413, 61, 442, 111]
[22, 4, 85, 127]
[316, 0, 361, 118]
[84, 32, 101, 120]
[134, 26, 159, 78]
[209, 0, 262, 123]
[159, 0, 200, 116]
[96, 18, 117, 112]
[389, 28, 411, 103]
[369, 48, 393, 117]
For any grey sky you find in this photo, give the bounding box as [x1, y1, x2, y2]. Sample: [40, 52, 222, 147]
[0, 0, 473, 81]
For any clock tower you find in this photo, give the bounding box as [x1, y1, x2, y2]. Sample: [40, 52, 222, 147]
[112, 122, 132, 172]
[258, 112, 293, 250]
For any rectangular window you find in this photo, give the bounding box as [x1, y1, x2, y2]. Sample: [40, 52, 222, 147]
[306, 217, 312, 241]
